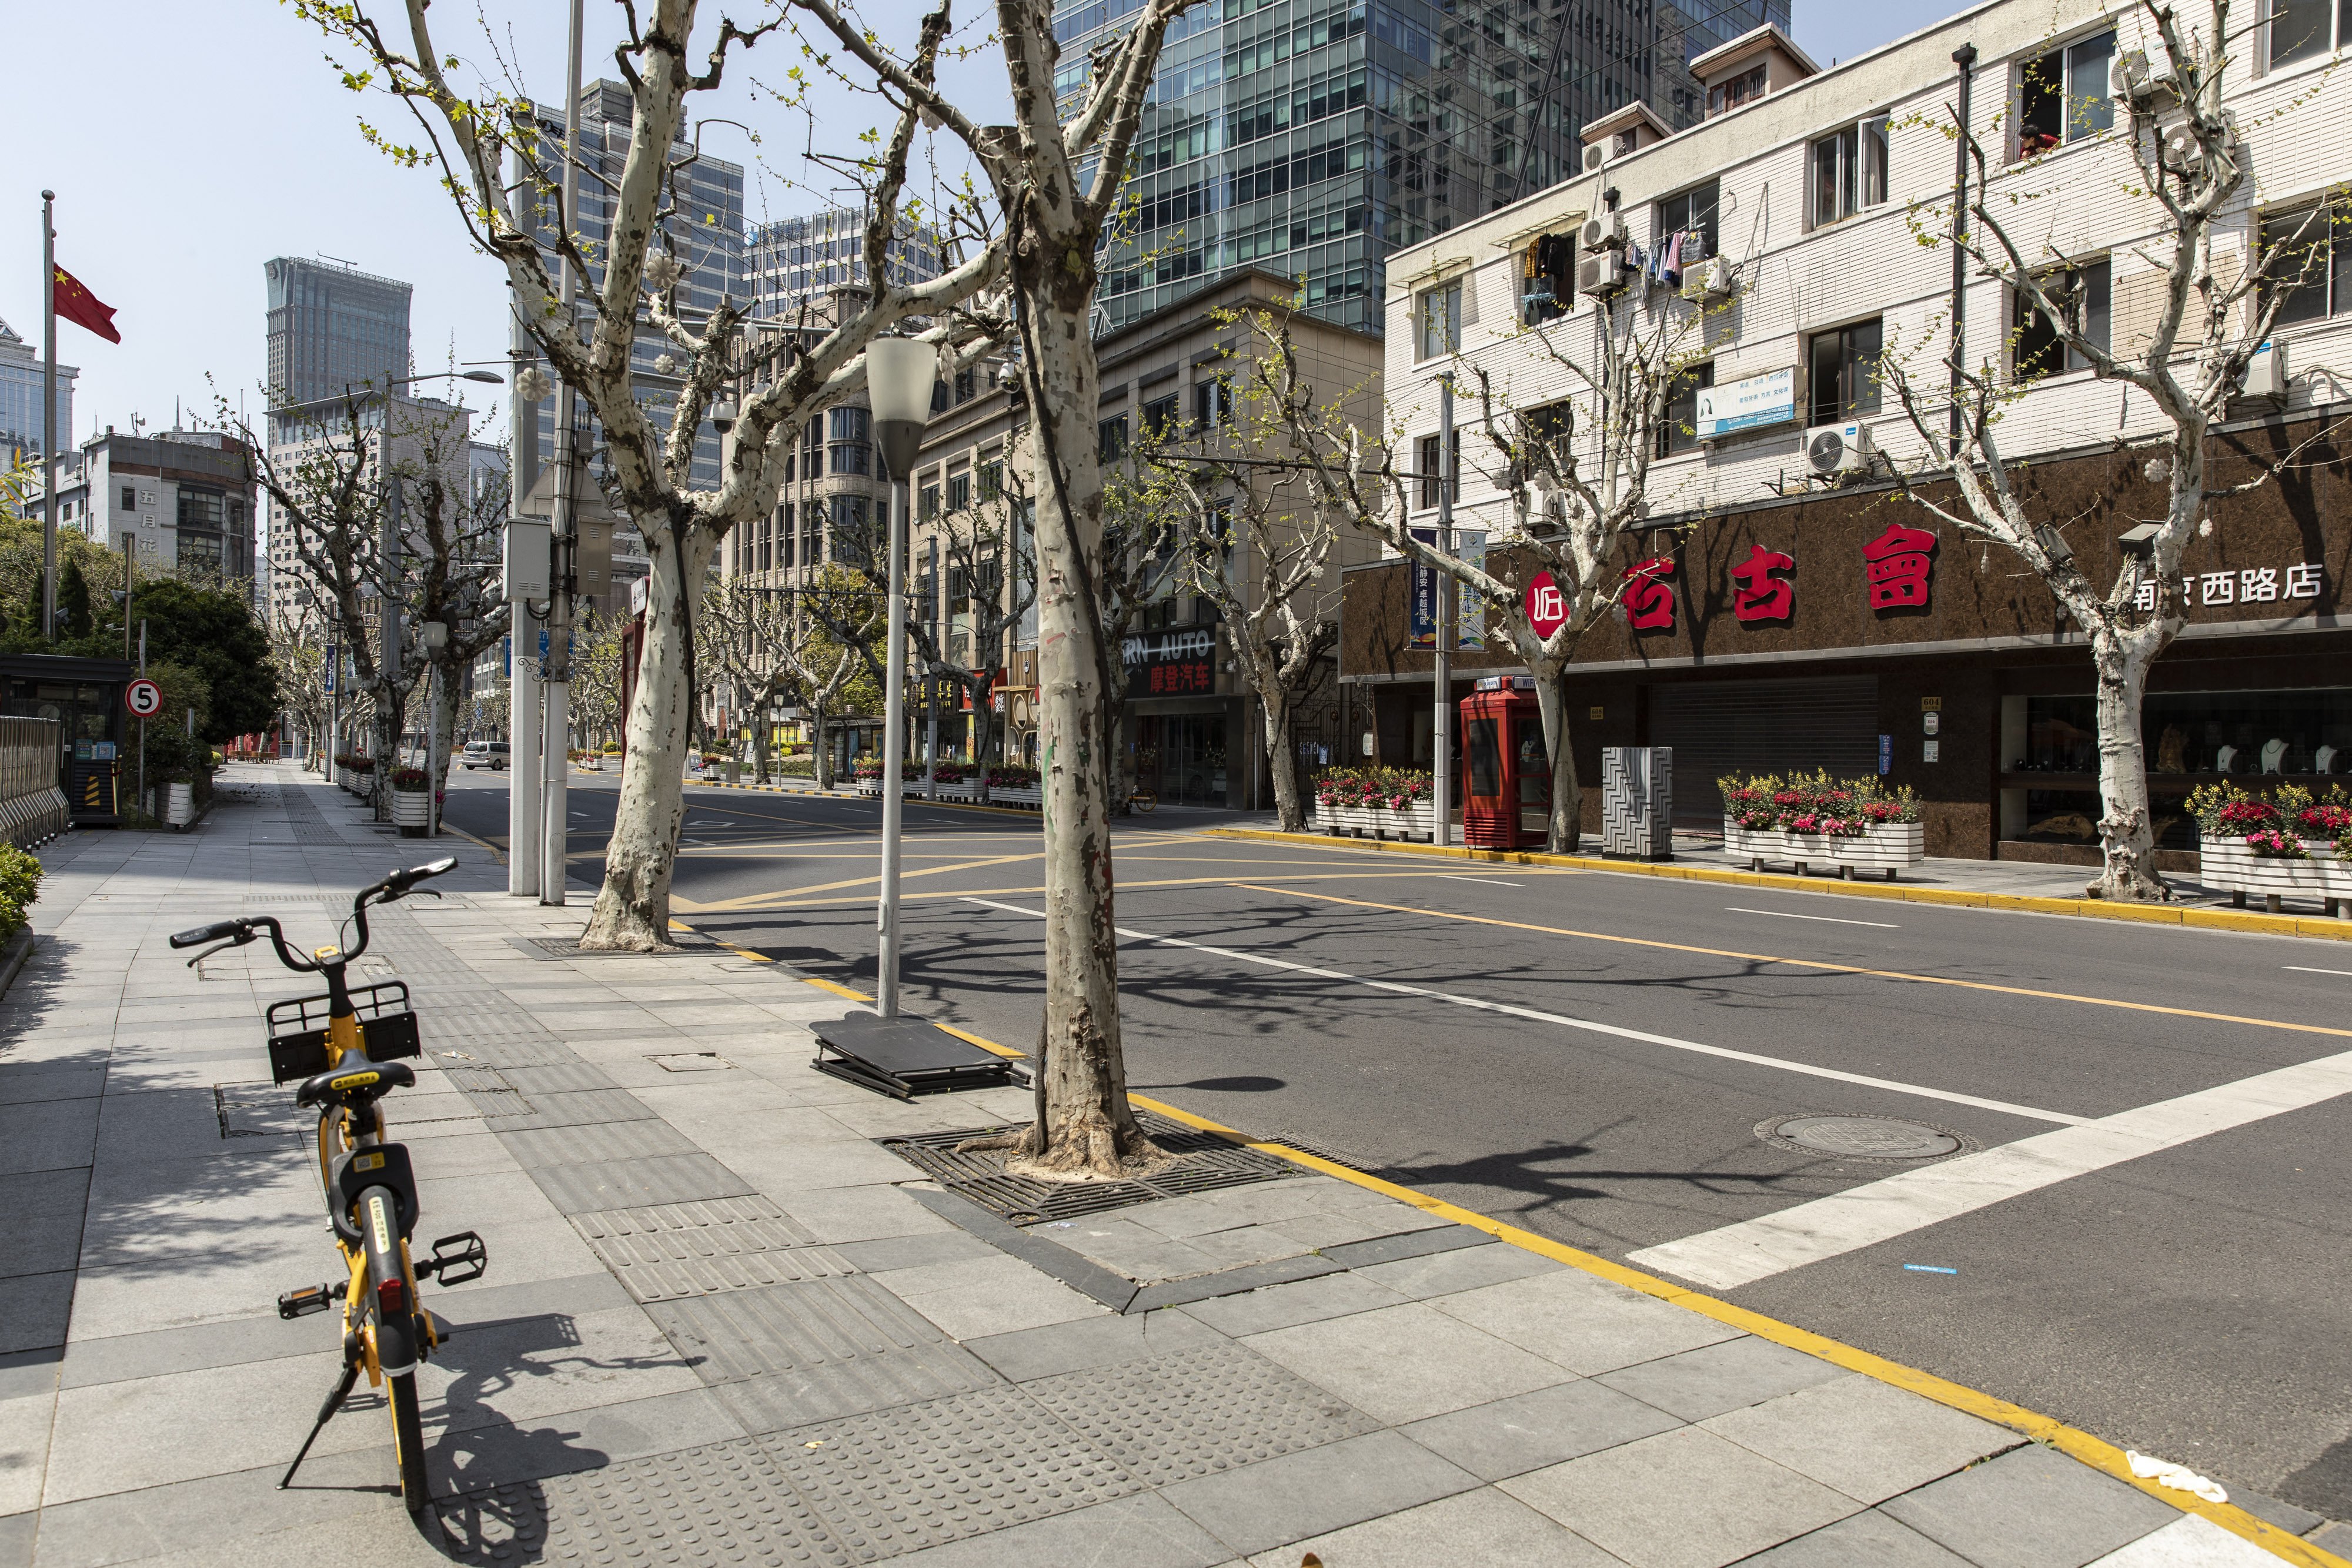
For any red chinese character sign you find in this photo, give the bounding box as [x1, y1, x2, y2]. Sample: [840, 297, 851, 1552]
[1622, 557, 1676, 631]
[1525, 571, 1569, 640]
[1862, 523, 1937, 611]
[1729, 544, 1795, 623]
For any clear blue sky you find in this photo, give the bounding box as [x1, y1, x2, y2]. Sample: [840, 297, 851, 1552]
[6, 0, 1966, 452]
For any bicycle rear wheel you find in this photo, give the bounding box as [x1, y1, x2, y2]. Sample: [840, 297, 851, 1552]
[389, 1370, 428, 1513]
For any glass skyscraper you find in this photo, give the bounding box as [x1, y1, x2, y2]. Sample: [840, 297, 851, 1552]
[1067, 0, 1787, 336]
[519, 80, 747, 492]
[263, 258, 413, 413]
[0, 319, 75, 460]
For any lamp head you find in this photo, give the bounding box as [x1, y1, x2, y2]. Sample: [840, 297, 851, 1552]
[866, 336, 939, 479]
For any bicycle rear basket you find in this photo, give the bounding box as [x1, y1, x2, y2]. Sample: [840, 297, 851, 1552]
[265, 980, 422, 1084]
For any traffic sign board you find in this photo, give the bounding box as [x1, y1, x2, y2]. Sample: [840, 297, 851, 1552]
[124, 678, 163, 719]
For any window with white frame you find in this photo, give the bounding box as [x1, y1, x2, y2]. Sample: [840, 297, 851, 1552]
[2017, 31, 2114, 155]
[2014, 259, 2112, 379]
[1808, 119, 1888, 228]
[2262, 203, 2352, 323]
[2266, 0, 2347, 68]
[1416, 279, 1462, 360]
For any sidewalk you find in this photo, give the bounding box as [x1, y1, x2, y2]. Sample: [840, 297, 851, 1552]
[0, 765, 2334, 1568]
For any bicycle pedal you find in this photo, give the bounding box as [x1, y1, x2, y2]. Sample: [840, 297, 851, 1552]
[277, 1281, 342, 1320]
[422, 1231, 488, 1288]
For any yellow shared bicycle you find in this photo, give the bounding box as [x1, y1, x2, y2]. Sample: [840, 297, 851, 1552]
[172, 857, 487, 1513]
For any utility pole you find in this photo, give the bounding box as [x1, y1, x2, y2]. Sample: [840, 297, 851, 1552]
[1949, 44, 1978, 462]
[40, 192, 58, 638]
[540, 0, 586, 906]
[1432, 377, 1455, 849]
[506, 166, 544, 896]
[380, 470, 403, 818]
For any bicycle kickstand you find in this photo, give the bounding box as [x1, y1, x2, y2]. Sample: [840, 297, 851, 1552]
[279, 1358, 362, 1490]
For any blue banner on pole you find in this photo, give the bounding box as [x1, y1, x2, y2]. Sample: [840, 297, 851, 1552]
[1409, 527, 1439, 649]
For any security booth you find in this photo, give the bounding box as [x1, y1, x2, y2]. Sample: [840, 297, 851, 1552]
[0, 653, 136, 827]
[1461, 675, 1552, 849]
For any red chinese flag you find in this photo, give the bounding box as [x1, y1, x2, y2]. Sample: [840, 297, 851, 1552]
[52, 265, 121, 344]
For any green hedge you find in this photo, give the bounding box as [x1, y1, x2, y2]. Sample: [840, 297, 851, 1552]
[0, 843, 43, 937]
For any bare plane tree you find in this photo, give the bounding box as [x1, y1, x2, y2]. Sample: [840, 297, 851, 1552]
[1879, 0, 2347, 900]
[295, 0, 1007, 948]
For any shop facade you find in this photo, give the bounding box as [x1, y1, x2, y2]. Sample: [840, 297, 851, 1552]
[1342, 415, 2351, 867]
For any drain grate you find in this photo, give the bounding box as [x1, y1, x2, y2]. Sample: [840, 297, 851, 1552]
[514, 935, 727, 959]
[878, 1110, 1296, 1225]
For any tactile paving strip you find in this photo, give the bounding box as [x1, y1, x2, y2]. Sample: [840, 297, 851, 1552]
[878, 1110, 1297, 1225]
[647, 1275, 992, 1388]
[484, 1087, 662, 1132]
[751, 1386, 1144, 1559]
[499, 1118, 701, 1168]
[573, 1197, 855, 1302]
[1020, 1340, 1382, 1486]
[499, 1061, 624, 1094]
[435, 1435, 860, 1566]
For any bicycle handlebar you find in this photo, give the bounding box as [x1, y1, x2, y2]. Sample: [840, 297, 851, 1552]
[169, 860, 460, 976]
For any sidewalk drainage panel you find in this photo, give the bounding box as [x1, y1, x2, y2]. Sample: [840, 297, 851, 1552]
[1757, 1113, 1969, 1161]
[878, 1110, 1297, 1225]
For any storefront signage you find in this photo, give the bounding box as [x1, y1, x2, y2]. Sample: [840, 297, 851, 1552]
[1123, 626, 1217, 699]
[1863, 523, 1937, 610]
[1695, 368, 1796, 440]
[1526, 571, 1568, 639]
[1622, 557, 1676, 631]
[1730, 544, 1795, 623]
[2144, 561, 2327, 610]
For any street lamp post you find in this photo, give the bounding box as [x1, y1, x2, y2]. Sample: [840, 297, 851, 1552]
[865, 336, 939, 1020]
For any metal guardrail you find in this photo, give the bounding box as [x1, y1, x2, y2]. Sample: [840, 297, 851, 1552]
[0, 717, 70, 848]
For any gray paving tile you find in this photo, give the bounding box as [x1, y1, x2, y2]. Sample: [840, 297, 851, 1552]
[0, 1166, 89, 1279]
[966, 1305, 1227, 1383]
[1174, 1270, 1410, 1338]
[833, 1228, 999, 1275]
[1880, 1444, 2181, 1568]
[429, 1383, 748, 1498]
[0, 1098, 97, 1176]
[0, 1272, 74, 1356]
[1739, 1507, 1977, 1566]
[1501, 1426, 1860, 1568]
[1244, 1486, 1624, 1567]
[1023, 1340, 1381, 1486]
[26, 1447, 429, 1568]
[0, 1063, 106, 1106]
[886, 1253, 1111, 1340]
[0, 1511, 29, 1568]
[1355, 1239, 1557, 1299]
[776, 1182, 959, 1243]
[1596, 1335, 1846, 1423]
[495, 1117, 700, 1168]
[1429, 1267, 1745, 1376]
[568, 1194, 850, 1302]
[0, 1348, 60, 1403]
[1157, 1429, 1480, 1556]
[885, 1492, 1234, 1568]
[524, 1153, 755, 1215]
[1702, 1373, 2020, 1505]
[2084, 1514, 2305, 1565]
[1401, 1376, 1685, 1482]
[1244, 1301, 1574, 1425]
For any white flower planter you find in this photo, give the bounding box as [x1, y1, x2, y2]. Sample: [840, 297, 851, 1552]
[1725, 819, 1925, 880]
[1316, 801, 1436, 841]
[2200, 839, 2352, 915]
[392, 790, 431, 837]
[931, 781, 977, 803]
[165, 783, 195, 828]
[854, 780, 882, 797]
[990, 786, 1043, 809]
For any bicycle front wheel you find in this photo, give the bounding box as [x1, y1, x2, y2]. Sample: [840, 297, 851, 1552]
[389, 1370, 429, 1512]
[1135, 792, 1157, 813]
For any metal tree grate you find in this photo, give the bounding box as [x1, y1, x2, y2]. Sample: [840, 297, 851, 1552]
[878, 1109, 1296, 1225]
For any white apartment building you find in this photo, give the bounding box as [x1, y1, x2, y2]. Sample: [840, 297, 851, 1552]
[34, 427, 258, 581]
[264, 395, 475, 631]
[1354, 0, 2351, 864]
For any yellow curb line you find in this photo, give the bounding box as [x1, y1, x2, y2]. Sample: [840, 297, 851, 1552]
[1204, 827, 2352, 942]
[1112, 1089, 2345, 1567]
[439, 821, 506, 865]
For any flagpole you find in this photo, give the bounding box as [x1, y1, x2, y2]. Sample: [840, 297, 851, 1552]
[41, 190, 57, 640]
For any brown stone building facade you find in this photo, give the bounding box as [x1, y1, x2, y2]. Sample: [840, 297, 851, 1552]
[1341, 414, 2351, 865]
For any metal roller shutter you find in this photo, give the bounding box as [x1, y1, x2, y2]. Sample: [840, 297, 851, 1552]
[1649, 676, 1880, 825]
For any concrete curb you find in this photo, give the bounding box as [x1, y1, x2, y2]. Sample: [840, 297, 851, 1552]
[0, 927, 35, 1004]
[1204, 827, 2352, 942]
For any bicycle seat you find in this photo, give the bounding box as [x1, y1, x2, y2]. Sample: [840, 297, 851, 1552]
[296, 1060, 417, 1109]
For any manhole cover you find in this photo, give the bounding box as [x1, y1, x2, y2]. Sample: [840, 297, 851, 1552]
[1759, 1114, 1963, 1161]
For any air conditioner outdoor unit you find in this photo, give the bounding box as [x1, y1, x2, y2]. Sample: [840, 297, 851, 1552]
[1804, 421, 1874, 479]
[2239, 338, 2287, 402]
[1582, 142, 1610, 174]
[1578, 252, 1632, 298]
[1678, 255, 1734, 302]
[1582, 212, 1628, 252]
[2159, 123, 2203, 175]
[2111, 48, 2177, 109]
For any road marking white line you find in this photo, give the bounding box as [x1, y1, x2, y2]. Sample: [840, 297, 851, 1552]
[1629, 1045, 2352, 1289]
[1441, 875, 1524, 887]
[959, 897, 2084, 1127]
[1726, 907, 1900, 929]
[2284, 965, 2352, 978]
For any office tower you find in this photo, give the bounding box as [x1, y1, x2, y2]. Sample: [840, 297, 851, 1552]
[1070, 0, 1788, 336]
[0, 319, 76, 464]
[264, 258, 413, 407]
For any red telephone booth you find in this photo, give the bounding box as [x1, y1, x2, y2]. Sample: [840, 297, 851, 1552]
[1461, 676, 1552, 849]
